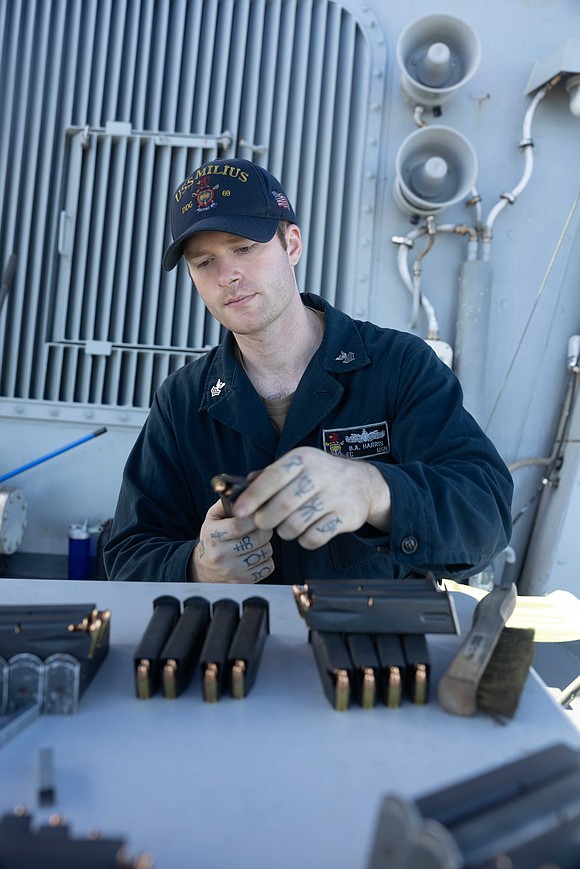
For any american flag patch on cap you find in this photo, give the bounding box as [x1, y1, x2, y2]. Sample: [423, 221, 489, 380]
[272, 190, 291, 210]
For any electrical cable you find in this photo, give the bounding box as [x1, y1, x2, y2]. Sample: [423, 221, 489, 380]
[511, 374, 579, 527]
[509, 374, 578, 474]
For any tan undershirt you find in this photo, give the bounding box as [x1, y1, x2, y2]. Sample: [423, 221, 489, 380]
[235, 307, 325, 434]
[262, 392, 295, 434]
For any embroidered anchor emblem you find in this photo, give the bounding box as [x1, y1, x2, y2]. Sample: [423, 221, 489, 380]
[335, 351, 355, 364]
[210, 378, 226, 397]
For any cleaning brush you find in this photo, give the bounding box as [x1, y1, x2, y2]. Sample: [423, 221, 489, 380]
[438, 583, 535, 721]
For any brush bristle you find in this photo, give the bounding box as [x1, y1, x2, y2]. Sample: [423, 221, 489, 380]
[476, 628, 536, 720]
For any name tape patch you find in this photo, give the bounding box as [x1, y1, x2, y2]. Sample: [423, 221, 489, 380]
[322, 421, 390, 460]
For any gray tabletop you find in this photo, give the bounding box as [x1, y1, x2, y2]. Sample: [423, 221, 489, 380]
[0, 579, 578, 869]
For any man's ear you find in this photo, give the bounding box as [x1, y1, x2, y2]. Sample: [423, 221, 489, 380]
[286, 224, 302, 266]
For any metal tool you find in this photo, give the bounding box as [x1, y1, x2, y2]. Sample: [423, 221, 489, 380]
[0, 428, 107, 485]
[437, 583, 517, 716]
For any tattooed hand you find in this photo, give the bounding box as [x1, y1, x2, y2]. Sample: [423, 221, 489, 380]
[190, 498, 274, 583]
[232, 447, 392, 550]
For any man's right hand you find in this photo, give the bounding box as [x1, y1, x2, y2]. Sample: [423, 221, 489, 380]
[189, 499, 274, 583]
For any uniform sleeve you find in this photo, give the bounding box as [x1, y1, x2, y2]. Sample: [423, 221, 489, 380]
[370, 339, 513, 581]
[104, 391, 200, 582]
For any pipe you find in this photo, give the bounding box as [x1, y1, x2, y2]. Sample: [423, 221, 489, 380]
[467, 185, 483, 229]
[482, 81, 558, 258]
[394, 222, 478, 334]
[453, 259, 494, 424]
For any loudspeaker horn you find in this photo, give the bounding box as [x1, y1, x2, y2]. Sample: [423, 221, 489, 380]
[396, 14, 481, 109]
[393, 125, 478, 217]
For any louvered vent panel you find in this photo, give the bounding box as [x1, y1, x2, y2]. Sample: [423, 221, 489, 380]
[0, 0, 385, 409]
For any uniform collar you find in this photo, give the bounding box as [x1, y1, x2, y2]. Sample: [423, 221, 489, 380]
[199, 332, 252, 412]
[198, 292, 371, 415]
[300, 292, 370, 373]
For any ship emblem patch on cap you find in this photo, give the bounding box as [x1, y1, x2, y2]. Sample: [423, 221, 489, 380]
[195, 177, 219, 212]
[196, 186, 216, 209]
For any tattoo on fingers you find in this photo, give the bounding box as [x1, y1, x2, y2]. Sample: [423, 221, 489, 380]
[210, 530, 228, 539]
[251, 565, 272, 582]
[297, 495, 324, 523]
[283, 455, 304, 472]
[293, 474, 315, 498]
[233, 535, 270, 573]
[243, 548, 269, 568]
[233, 535, 254, 552]
[316, 516, 343, 535]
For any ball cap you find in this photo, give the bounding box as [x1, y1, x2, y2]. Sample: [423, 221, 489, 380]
[162, 158, 298, 271]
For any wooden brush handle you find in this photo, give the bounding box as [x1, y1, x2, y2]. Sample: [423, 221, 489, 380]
[437, 584, 517, 716]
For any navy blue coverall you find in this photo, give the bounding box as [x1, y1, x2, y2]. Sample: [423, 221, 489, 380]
[104, 294, 513, 584]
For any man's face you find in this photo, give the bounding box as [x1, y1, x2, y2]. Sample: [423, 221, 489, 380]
[183, 226, 302, 336]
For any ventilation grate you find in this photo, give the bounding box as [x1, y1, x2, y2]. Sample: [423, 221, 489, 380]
[0, 0, 386, 409]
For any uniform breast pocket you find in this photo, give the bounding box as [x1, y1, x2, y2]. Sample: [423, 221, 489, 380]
[329, 533, 402, 578]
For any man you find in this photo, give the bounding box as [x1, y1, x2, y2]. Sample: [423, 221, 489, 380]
[105, 157, 513, 584]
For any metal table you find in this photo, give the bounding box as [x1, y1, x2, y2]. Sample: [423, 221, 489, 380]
[0, 579, 578, 869]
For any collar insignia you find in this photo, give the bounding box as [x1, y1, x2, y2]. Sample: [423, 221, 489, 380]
[336, 350, 355, 364]
[211, 378, 226, 397]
